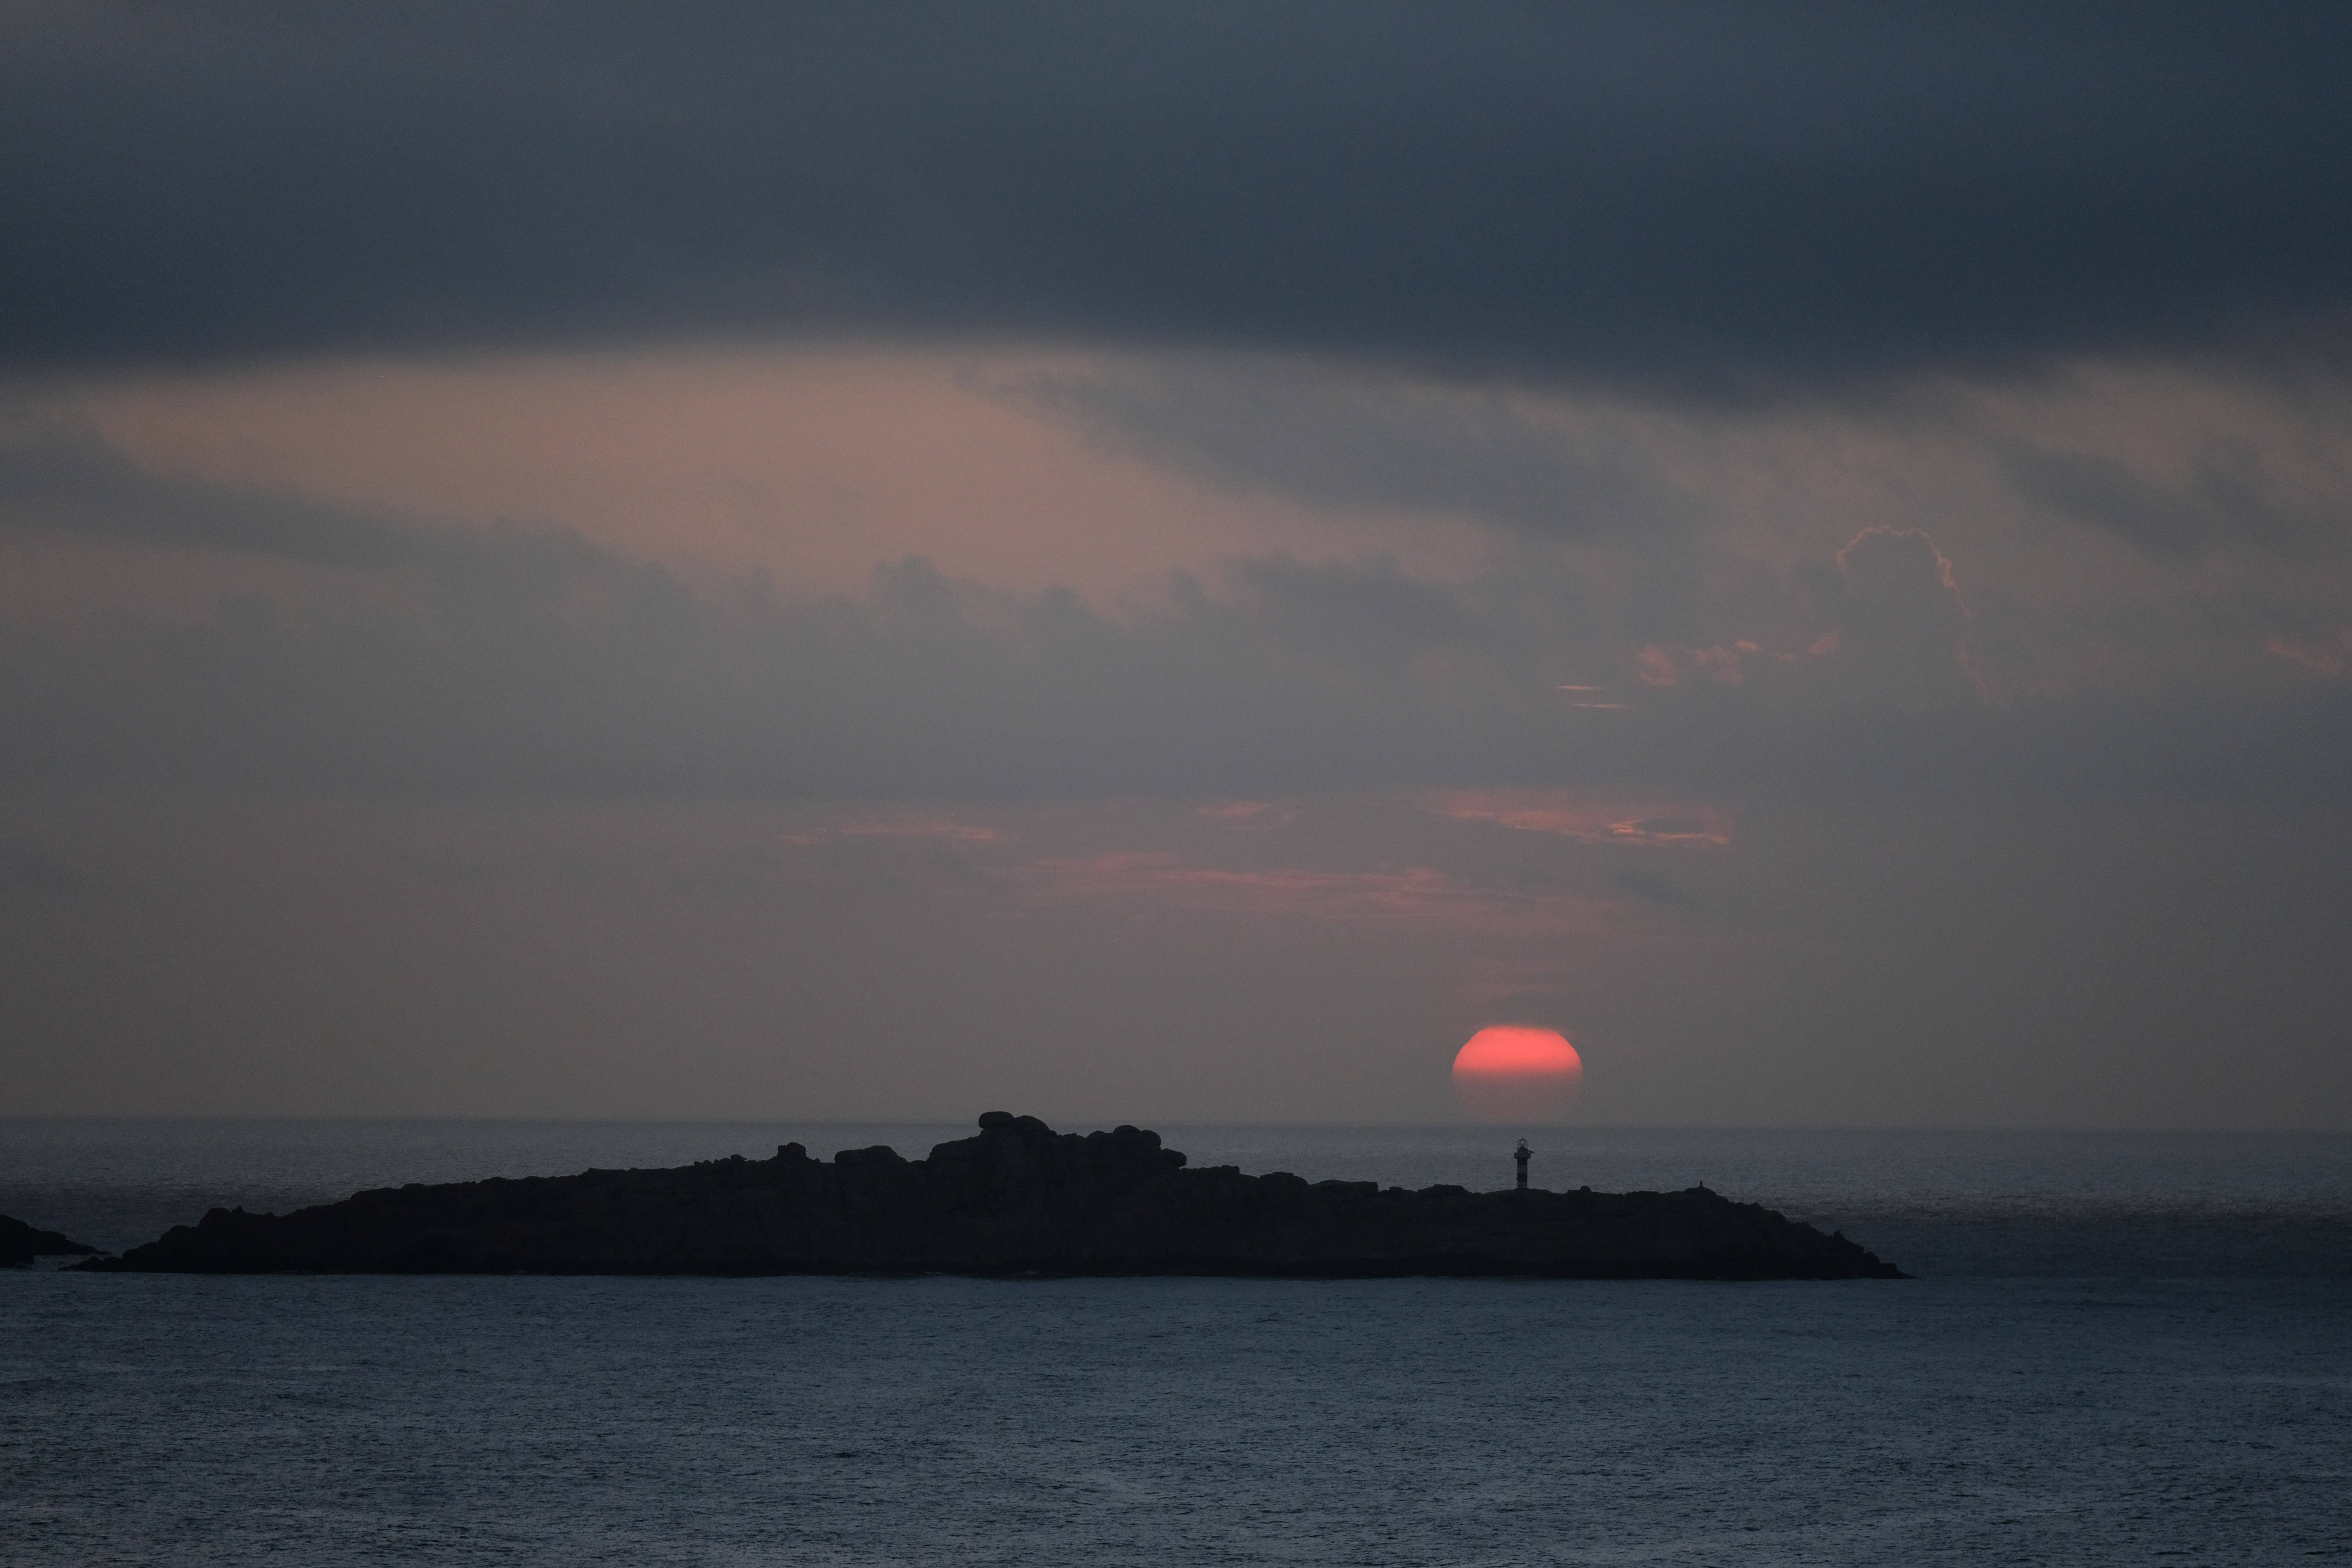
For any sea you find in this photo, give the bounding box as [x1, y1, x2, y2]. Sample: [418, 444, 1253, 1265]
[3, 1119, 2347, 1566]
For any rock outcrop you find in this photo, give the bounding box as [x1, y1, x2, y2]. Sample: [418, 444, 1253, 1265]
[79, 1113, 1905, 1279]
[2, 1213, 101, 1268]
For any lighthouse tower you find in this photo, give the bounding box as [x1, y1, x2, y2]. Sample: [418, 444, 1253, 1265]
[1514, 1138, 1533, 1191]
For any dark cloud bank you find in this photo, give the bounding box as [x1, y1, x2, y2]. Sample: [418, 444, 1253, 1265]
[5, 2, 2350, 389]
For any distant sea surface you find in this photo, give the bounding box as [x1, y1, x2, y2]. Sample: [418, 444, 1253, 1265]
[6, 1120, 2348, 1565]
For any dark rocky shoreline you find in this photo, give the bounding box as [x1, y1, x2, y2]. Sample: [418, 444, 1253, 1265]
[77, 1113, 1906, 1279]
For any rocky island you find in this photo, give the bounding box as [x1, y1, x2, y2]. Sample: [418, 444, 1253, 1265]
[79, 1113, 1904, 1279]
[2, 1213, 100, 1269]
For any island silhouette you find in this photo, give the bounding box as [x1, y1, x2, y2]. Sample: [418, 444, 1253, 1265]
[2, 1214, 99, 1269]
[80, 1113, 1905, 1279]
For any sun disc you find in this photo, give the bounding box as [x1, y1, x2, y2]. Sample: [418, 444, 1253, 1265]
[1451, 1025, 1583, 1123]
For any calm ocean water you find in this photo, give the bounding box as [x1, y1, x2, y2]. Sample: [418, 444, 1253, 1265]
[5, 1120, 2348, 1565]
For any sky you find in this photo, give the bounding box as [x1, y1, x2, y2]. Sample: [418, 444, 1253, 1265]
[4, 2, 2351, 1128]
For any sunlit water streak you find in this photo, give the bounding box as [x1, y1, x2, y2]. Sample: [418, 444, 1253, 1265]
[4, 1121, 2348, 1564]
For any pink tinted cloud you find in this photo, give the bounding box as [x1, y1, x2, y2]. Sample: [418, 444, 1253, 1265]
[1192, 801, 1295, 828]
[1424, 791, 1732, 848]
[1022, 852, 1617, 936]
[1633, 632, 1842, 688]
[1631, 525, 1992, 701]
[779, 816, 1003, 847]
[1553, 683, 1635, 709]
[79, 350, 1498, 601]
[2264, 627, 2352, 678]
[1836, 524, 1996, 700]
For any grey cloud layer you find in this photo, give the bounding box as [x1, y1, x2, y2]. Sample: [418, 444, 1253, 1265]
[0, 411, 614, 582]
[1012, 357, 2352, 584]
[4, 416, 2347, 803]
[1008, 363, 1700, 537]
[5, 3, 2350, 387]
[1995, 436, 2327, 559]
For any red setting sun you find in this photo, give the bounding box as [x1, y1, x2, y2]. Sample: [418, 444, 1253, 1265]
[1451, 1026, 1584, 1123]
